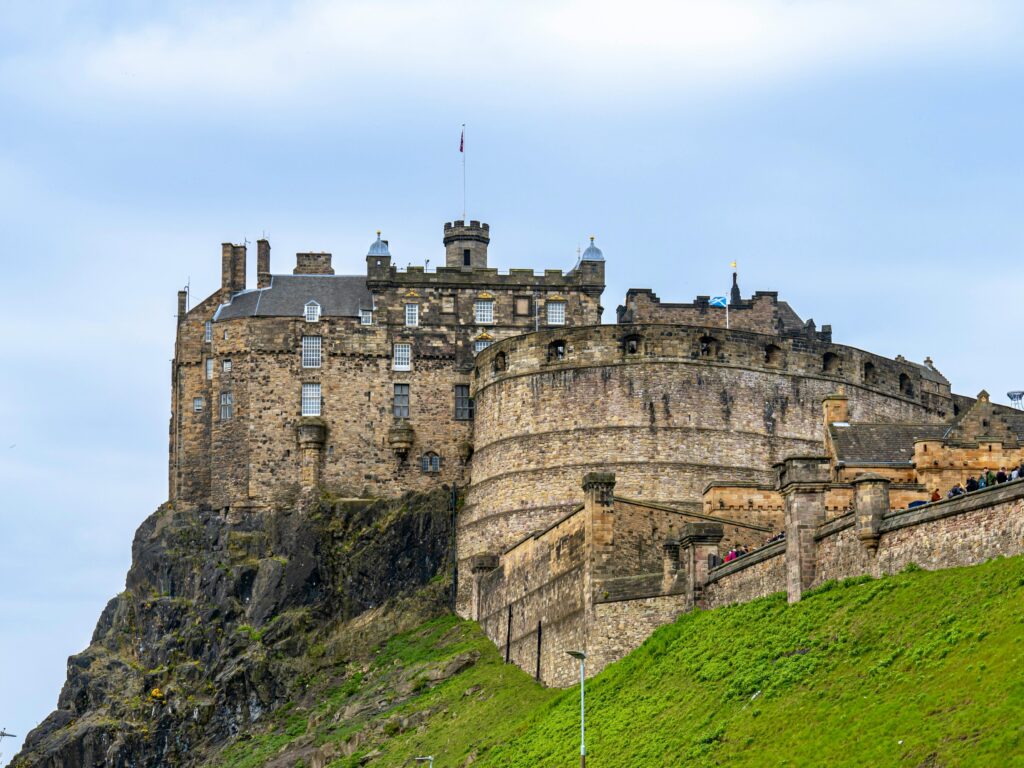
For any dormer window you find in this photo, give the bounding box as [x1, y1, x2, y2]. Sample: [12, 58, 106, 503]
[360, 309, 373, 325]
[304, 301, 321, 323]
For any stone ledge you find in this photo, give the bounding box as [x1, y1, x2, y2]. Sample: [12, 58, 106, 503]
[615, 496, 773, 532]
[815, 513, 854, 541]
[880, 479, 1024, 533]
[706, 539, 785, 584]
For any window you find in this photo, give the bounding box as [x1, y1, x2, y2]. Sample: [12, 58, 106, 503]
[493, 351, 507, 371]
[302, 336, 322, 368]
[548, 340, 566, 361]
[222, 359, 232, 373]
[393, 343, 411, 371]
[474, 299, 494, 324]
[514, 296, 532, 317]
[623, 335, 641, 355]
[360, 309, 373, 325]
[223, 329, 228, 340]
[204, 321, 212, 343]
[420, 452, 441, 473]
[301, 383, 321, 416]
[220, 392, 234, 420]
[441, 296, 455, 313]
[206, 358, 214, 380]
[823, 352, 840, 374]
[304, 301, 321, 322]
[764, 344, 783, 366]
[455, 385, 474, 420]
[405, 303, 419, 327]
[463, 249, 471, 266]
[193, 397, 204, 413]
[863, 361, 877, 385]
[546, 300, 566, 326]
[393, 384, 410, 418]
[473, 339, 492, 354]
[899, 372, 914, 396]
[698, 335, 719, 357]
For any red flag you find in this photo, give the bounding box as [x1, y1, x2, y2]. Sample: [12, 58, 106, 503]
[459, 128, 464, 153]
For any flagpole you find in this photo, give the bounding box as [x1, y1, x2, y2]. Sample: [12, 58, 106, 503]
[461, 123, 466, 220]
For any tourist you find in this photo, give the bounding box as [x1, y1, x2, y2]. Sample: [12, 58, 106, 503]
[930, 489, 941, 502]
[986, 468, 997, 487]
[966, 476, 979, 492]
[979, 471, 988, 489]
[996, 467, 1008, 484]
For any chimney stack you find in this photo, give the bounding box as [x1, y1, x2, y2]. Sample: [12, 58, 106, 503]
[257, 239, 271, 288]
[221, 243, 247, 293]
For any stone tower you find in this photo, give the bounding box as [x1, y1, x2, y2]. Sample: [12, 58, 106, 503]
[444, 220, 490, 269]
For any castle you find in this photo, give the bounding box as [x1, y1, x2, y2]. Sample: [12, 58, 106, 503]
[170, 220, 1024, 687]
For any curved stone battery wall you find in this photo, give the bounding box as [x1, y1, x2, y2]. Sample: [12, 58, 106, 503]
[456, 323, 950, 613]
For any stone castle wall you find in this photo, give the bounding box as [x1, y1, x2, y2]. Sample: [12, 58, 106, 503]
[459, 323, 951, 613]
[700, 479, 1024, 610]
[169, 228, 604, 508]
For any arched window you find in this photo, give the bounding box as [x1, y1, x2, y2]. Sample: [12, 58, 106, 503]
[420, 452, 441, 473]
[822, 352, 840, 374]
[548, 340, 566, 361]
[698, 335, 719, 358]
[493, 351, 507, 372]
[863, 361, 877, 385]
[899, 373, 914, 396]
[764, 344, 783, 367]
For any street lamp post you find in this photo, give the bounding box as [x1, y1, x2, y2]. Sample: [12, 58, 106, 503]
[566, 650, 587, 768]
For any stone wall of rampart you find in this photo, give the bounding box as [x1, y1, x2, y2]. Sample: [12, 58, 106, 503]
[458, 323, 948, 612]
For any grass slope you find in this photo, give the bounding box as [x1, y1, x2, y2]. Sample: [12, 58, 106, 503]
[217, 556, 1024, 767]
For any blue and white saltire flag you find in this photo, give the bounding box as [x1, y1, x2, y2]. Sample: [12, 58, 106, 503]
[709, 296, 727, 307]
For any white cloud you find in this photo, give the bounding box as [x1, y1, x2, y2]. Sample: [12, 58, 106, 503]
[4, 0, 1020, 110]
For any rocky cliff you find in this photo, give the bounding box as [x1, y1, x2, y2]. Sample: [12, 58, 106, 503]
[11, 489, 455, 768]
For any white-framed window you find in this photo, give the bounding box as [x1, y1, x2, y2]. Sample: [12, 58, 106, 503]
[474, 299, 494, 324]
[393, 343, 411, 371]
[302, 336, 321, 368]
[420, 452, 441, 473]
[393, 383, 410, 418]
[360, 309, 373, 325]
[473, 339, 492, 354]
[405, 303, 419, 327]
[204, 321, 212, 343]
[220, 392, 233, 420]
[304, 301, 321, 323]
[222, 359, 232, 373]
[193, 397, 204, 413]
[223, 329, 229, 340]
[546, 300, 566, 326]
[301, 383, 321, 416]
[206, 358, 214, 380]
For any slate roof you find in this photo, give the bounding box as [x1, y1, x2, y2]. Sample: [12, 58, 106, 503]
[776, 302, 805, 333]
[906, 361, 949, 385]
[829, 423, 950, 465]
[214, 275, 373, 320]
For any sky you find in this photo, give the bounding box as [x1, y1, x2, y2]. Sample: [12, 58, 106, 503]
[1, 0, 1023, 758]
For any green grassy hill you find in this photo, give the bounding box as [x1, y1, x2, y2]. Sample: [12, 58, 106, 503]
[213, 555, 1024, 767]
